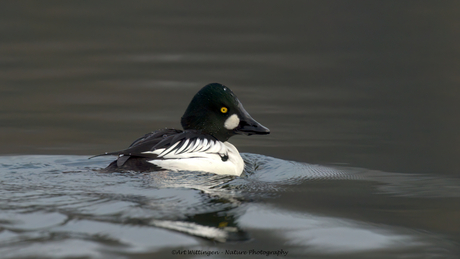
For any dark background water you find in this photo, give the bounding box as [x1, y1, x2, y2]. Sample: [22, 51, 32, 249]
[2, 1, 459, 176]
[1, 1, 460, 258]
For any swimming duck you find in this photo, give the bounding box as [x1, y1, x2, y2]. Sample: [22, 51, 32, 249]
[94, 83, 270, 176]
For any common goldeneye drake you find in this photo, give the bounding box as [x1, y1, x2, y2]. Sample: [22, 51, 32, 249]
[94, 83, 269, 176]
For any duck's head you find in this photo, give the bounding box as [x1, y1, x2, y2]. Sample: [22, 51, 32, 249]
[181, 83, 270, 142]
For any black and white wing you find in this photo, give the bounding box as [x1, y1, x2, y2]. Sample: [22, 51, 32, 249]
[142, 135, 229, 161]
[93, 129, 227, 171]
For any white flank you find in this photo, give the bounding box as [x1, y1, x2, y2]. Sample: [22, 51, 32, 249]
[224, 114, 240, 130]
[148, 141, 244, 176]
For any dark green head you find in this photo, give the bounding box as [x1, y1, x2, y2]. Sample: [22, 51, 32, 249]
[181, 83, 270, 142]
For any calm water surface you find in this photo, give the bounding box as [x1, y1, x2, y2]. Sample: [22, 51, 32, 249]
[1, 1, 459, 258]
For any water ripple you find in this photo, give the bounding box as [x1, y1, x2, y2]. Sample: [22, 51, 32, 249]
[0, 155, 459, 258]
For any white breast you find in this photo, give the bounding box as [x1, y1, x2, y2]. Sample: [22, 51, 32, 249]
[142, 139, 244, 176]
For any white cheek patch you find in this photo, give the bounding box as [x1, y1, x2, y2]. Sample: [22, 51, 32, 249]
[224, 114, 240, 130]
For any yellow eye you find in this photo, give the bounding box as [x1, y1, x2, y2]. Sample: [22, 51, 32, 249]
[220, 107, 228, 113]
